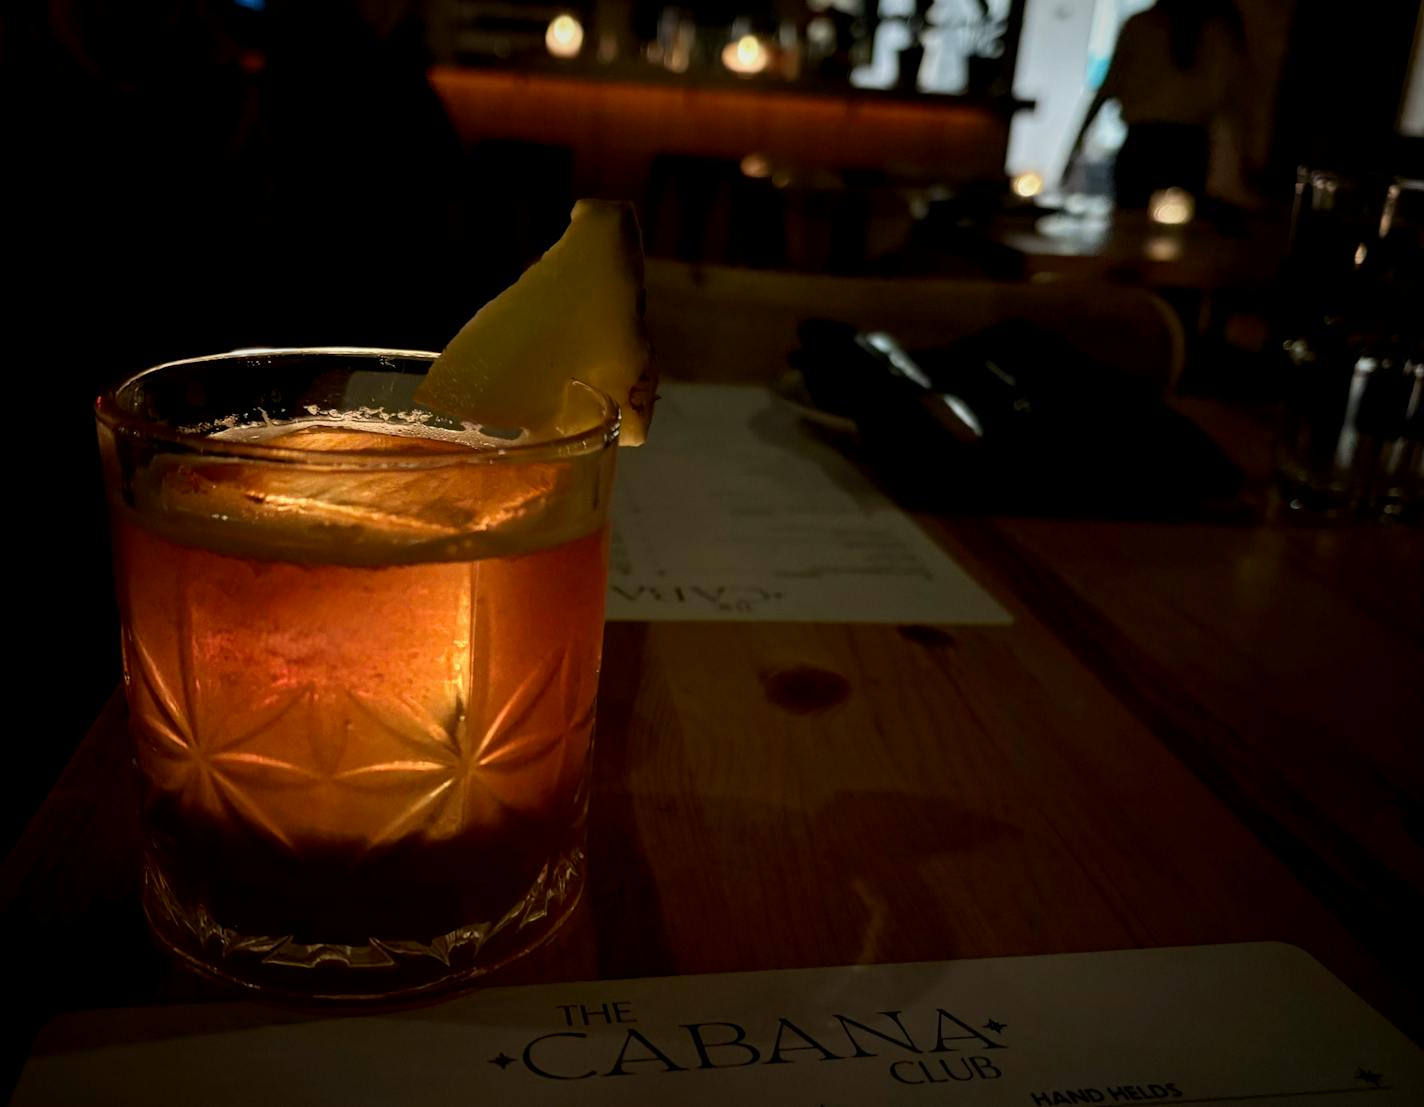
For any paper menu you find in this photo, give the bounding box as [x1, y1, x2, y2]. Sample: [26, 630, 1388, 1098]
[606, 383, 1011, 624]
[15, 944, 1421, 1106]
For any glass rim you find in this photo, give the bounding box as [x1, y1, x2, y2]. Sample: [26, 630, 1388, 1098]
[95, 347, 622, 468]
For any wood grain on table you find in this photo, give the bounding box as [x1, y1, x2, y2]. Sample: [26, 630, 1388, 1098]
[3, 266, 1420, 1090]
[5, 517, 1418, 1038]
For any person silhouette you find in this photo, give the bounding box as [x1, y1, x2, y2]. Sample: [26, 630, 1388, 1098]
[1064, 0, 1247, 209]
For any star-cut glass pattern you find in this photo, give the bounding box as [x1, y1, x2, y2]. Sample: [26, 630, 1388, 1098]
[124, 555, 598, 853]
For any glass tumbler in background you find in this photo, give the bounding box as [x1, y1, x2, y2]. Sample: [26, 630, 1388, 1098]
[1276, 170, 1424, 519]
[96, 349, 618, 999]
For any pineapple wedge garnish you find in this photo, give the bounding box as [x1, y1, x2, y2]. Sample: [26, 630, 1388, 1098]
[416, 200, 657, 445]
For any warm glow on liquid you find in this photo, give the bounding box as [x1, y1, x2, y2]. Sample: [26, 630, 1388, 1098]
[115, 424, 610, 946]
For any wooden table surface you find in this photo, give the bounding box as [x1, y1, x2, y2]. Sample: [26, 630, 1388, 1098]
[3, 271, 1422, 1092]
[996, 213, 1286, 293]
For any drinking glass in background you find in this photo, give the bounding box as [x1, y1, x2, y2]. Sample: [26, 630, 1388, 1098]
[96, 349, 618, 999]
[1277, 170, 1423, 520]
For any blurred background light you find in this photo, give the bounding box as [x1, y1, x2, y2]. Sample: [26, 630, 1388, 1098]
[740, 154, 772, 179]
[1149, 188, 1195, 226]
[545, 14, 584, 59]
[1011, 171, 1045, 199]
[1144, 234, 1183, 262]
[806, 17, 836, 50]
[722, 34, 768, 76]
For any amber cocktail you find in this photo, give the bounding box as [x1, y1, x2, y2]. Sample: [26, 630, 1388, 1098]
[96, 349, 617, 998]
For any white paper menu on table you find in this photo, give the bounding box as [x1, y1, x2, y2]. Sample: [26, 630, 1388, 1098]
[605, 383, 1011, 624]
[14, 943, 1421, 1105]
